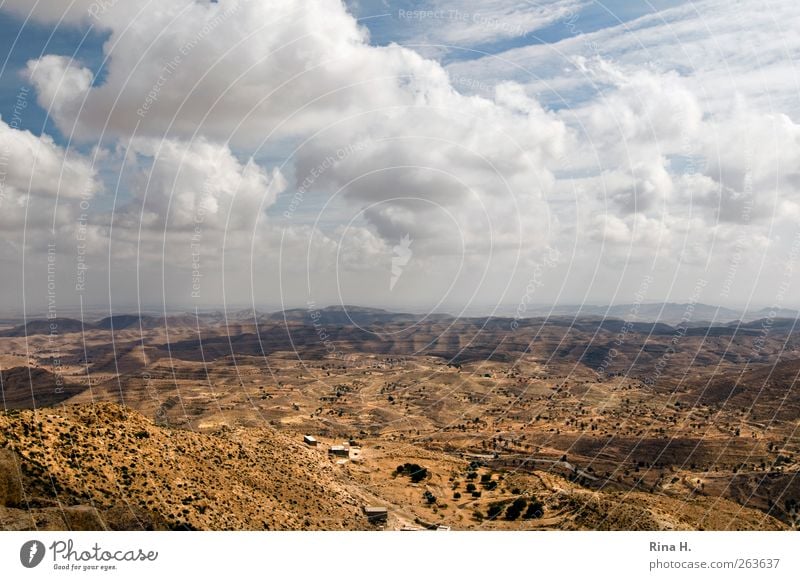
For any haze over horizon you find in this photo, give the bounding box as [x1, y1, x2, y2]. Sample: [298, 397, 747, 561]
[2, 0, 800, 316]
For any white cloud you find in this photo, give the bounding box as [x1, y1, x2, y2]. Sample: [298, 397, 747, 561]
[25, 0, 409, 145]
[121, 137, 285, 232]
[3, 0, 799, 310]
[0, 116, 98, 202]
[390, 0, 585, 48]
[0, 117, 103, 305]
[599, 160, 674, 215]
[699, 104, 800, 224]
[26, 55, 93, 133]
[586, 212, 673, 264]
[466, 37, 800, 234]
[291, 78, 566, 255]
[19, 0, 573, 274]
[448, 0, 800, 115]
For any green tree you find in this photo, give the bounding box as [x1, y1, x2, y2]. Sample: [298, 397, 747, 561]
[505, 497, 527, 520]
[523, 500, 545, 519]
[410, 467, 428, 483]
[487, 504, 504, 520]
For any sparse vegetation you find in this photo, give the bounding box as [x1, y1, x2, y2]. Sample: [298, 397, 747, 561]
[523, 500, 545, 519]
[396, 463, 429, 483]
[505, 498, 527, 520]
[0, 312, 796, 531]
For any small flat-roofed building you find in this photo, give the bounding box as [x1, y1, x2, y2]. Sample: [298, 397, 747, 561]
[303, 435, 317, 446]
[363, 506, 388, 523]
[328, 445, 349, 457]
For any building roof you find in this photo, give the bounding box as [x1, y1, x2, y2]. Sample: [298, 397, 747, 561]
[363, 506, 388, 514]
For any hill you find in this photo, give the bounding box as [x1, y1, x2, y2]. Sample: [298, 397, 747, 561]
[0, 403, 366, 530]
[0, 367, 86, 409]
[260, 305, 430, 326]
[0, 318, 92, 337]
[0, 403, 786, 531]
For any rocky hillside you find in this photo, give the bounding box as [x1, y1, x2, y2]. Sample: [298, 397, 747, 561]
[0, 402, 787, 531]
[0, 403, 366, 530]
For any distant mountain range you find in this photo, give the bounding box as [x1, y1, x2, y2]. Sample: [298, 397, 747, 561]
[2, 303, 797, 338]
[259, 303, 799, 327]
[260, 305, 455, 326]
[514, 303, 800, 326]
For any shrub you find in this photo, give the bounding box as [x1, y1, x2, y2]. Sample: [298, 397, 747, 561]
[410, 467, 428, 483]
[487, 504, 504, 520]
[505, 497, 527, 520]
[523, 500, 545, 519]
[396, 463, 429, 483]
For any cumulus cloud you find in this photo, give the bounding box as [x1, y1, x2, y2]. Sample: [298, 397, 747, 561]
[523, 51, 800, 234]
[25, 0, 411, 144]
[0, 116, 98, 201]
[291, 78, 566, 255]
[26, 55, 93, 132]
[699, 104, 800, 224]
[122, 137, 285, 232]
[3, 0, 798, 309]
[96, 136, 286, 276]
[585, 212, 674, 267]
[0, 116, 103, 312]
[22, 0, 567, 273]
[599, 161, 673, 215]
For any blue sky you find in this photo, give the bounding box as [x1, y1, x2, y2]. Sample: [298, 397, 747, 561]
[347, 0, 688, 63]
[1, 1, 689, 141]
[1, 0, 799, 313]
[0, 12, 105, 137]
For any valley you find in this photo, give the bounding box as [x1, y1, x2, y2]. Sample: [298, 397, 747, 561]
[1, 306, 798, 530]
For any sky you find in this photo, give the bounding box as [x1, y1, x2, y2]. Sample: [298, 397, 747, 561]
[0, 0, 799, 317]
